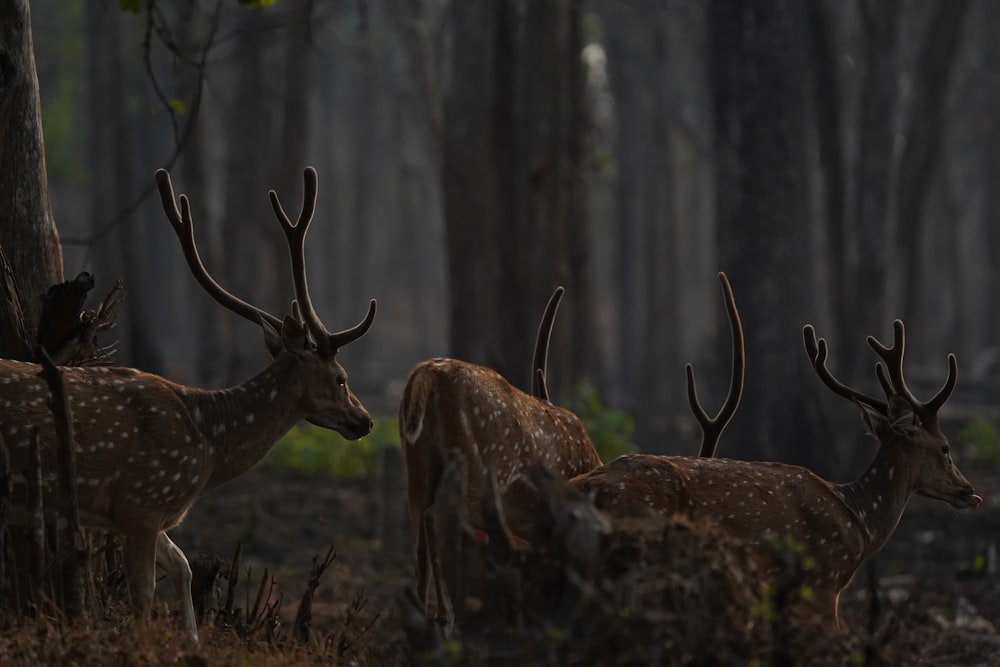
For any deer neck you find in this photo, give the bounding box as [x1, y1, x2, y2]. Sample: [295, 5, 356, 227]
[834, 440, 915, 558]
[175, 354, 305, 491]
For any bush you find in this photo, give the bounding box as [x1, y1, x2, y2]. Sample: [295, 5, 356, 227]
[570, 382, 637, 462]
[264, 417, 400, 478]
[960, 416, 1000, 469]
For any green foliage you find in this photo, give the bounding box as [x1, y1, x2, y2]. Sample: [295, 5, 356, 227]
[37, 5, 86, 183]
[960, 417, 1000, 469]
[750, 583, 778, 623]
[119, 0, 142, 13]
[570, 382, 637, 462]
[264, 417, 399, 478]
[168, 98, 187, 115]
[239, 0, 279, 6]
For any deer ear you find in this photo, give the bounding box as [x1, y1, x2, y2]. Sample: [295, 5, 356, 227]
[278, 315, 309, 353]
[258, 313, 284, 358]
[886, 395, 919, 435]
[857, 400, 888, 440]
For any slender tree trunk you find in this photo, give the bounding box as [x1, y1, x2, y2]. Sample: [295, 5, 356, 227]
[851, 0, 899, 372]
[802, 0, 845, 340]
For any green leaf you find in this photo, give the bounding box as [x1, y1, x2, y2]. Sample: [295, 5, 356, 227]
[119, 0, 142, 13]
[168, 98, 187, 115]
[239, 0, 278, 7]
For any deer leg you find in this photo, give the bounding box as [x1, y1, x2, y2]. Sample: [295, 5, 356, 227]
[156, 532, 198, 642]
[423, 509, 455, 636]
[122, 524, 158, 623]
[415, 511, 431, 609]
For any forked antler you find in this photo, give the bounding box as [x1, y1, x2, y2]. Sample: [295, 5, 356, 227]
[157, 167, 377, 355]
[866, 319, 957, 422]
[686, 272, 745, 458]
[802, 324, 888, 413]
[155, 169, 284, 333]
[531, 286, 565, 401]
[269, 167, 376, 355]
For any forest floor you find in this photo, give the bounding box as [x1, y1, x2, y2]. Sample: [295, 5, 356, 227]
[164, 460, 1000, 666]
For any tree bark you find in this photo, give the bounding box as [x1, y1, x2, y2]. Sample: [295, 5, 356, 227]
[895, 0, 969, 328]
[0, 0, 63, 340]
[709, 0, 819, 467]
[444, 0, 586, 390]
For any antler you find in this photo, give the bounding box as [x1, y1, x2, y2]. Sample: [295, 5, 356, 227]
[268, 167, 377, 355]
[866, 319, 957, 420]
[687, 272, 745, 458]
[803, 324, 888, 413]
[531, 286, 565, 401]
[155, 169, 284, 332]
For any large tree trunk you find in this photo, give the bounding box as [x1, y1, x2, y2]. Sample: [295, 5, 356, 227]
[219, 12, 284, 381]
[848, 0, 899, 369]
[444, 0, 587, 392]
[709, 0, 821, 468]
[895, 0, 969, 329]
[602, 4, 681, 453]
[0, 0, 63, 343]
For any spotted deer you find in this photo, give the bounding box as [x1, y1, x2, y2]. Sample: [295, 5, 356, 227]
[569, 319, 981, 626]
[399, 286, 602, 632]
[502, 271, 745, 553]
[0, 167, 376, 641]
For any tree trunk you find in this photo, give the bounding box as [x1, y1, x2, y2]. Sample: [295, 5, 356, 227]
[850, 0, 899, 374]
[895, 0, 969, 328]
[444, 0, 586, 391]
[0, 0, 63, 342]
[709, 0, 819, 468]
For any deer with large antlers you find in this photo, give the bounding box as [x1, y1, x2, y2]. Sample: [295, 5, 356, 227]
[0, 167, 376, 641]
[399, 286, 602, 633]
[569, 318, 981, 625]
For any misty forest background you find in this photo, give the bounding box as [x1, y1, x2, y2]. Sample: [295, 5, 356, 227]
[10, 0, 1000, 481]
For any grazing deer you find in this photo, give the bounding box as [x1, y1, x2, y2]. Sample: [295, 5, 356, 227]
[570, 319, 981, 626]
[0, 167, 376, 641]
[501, 271, 744, 550]
[399, 286, 602, 632]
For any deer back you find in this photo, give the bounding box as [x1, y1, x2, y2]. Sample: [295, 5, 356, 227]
[400, 357, 600, 528]
[2, 360, 209, 529]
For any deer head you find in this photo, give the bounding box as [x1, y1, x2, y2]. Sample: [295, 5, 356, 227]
[155, 167, 376, 439]
[804, 319, 980, 510]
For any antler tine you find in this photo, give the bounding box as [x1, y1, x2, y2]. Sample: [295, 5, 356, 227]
[534, 369, 550, 403]
[867, 320, 957, 417]
[155, 168, 284, 332]
[269, 167, 377, 352]
[531, 286, 565, 401]
[874, 362, 894, 398]
[689, 272, 744, 458]
[269, 167, 326, 342]
[803, 324, 887, 412]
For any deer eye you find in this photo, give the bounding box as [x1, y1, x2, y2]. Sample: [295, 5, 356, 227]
[336, 375, 347, 387]
[941, 445, 951, 456]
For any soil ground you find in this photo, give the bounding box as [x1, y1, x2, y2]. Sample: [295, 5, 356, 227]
[170, 461, 1000, 666]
